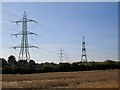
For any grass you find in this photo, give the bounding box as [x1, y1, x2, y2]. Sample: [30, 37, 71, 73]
[2, 69, 118, 89]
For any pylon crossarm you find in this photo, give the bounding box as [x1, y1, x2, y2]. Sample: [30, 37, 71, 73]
[27, 19, 37, 23]
[13, 45, 38, 49]
[27, 31, 38, 36]
[11, 31, 38, 36]
[11, 32, 23, 36]
[12, 45, 21, 49]
[12, 20, 23, 25]
[28, 45, 39, 48]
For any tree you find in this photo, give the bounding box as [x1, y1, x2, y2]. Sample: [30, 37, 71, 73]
[71, 62, 79, 71]
[58, 63, 71, 72]
[17, 60, 28, 65]
[29, 60, 36, 65]
[1, 58, 7, 67]
[105, 59, 115, 63]
[8, 55, 16, 64]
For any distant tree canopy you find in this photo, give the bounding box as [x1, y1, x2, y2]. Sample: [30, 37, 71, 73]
[0, 58, 7, 66]
[1, 55, 120, 74]
[8, 55, 16, 64]
[29, 60, 36, 65]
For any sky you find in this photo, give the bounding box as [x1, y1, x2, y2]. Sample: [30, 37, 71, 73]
[1, 2, 118, 63]
[1, 0, 120, 2]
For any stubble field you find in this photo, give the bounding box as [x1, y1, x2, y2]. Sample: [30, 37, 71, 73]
[2, 69, 119, 89]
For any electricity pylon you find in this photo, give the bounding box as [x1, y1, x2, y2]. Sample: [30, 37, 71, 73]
[12, 12, 38, 61]
[81, 36, 87, 62]
[58, 49, 64, 63]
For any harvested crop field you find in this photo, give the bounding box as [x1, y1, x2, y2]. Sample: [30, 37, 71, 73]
[2, 69, 119, 89]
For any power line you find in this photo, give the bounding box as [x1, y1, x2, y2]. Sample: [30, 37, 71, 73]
[0, 45, 13, 48]
[2, 27, 18, 32]
[38, 48, 57, 54]
[1, 31, 80, 50]
[37, 35, 59, 45]
[64, 53, 70, 63]
[0, 43, 57, 54]
[30, 37, 58, 54]
[0, 33, 11, 34]
[1, 33, 59, 55]
[29, 30, 81, 52]
[37, 23, 81, 43]
[30, 48, 54, 58]
[2, 10, 80, 43]
[0, 18, 12, 22]
[2, 11, 21, 18]
[2, 11, 83, 62]
[3, 8, 81, 43]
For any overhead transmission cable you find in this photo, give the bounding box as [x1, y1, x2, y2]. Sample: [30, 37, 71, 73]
[30, 37, 57, 54]
[2, 11, 81, 53]
[2, 10, 21, 18]
[37, 23, 81, 43]
[3, 10, 80, 43]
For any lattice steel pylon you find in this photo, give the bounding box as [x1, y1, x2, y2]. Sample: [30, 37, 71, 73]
[58, 49, 64, 63]
[12, 12, 38, 61]
[81, 36, 87, 62]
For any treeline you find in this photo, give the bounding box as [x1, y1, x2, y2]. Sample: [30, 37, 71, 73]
[1, 55, 120, 74]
